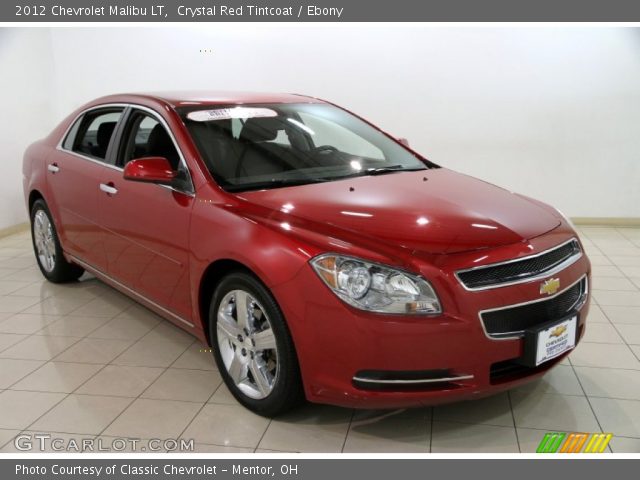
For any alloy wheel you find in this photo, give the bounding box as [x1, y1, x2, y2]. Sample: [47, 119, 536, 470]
[216, 289, 279, 399]
[33, 210, 56, 273]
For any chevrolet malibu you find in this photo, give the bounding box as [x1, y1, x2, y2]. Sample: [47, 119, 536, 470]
[23, 92, 591, 416]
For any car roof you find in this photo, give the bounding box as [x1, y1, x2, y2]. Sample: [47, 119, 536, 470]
[88, 91, 325, 109]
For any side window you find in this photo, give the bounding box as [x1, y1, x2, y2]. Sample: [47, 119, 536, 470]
[119, 111, 180, 171]
[62, 117, 82, 150]
[70, 109, 123, 161]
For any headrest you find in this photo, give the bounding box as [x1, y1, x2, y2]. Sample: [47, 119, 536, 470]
[238, 117, 283, 143]
[148, 123, 173, 152]
[96, 122, 117, 149]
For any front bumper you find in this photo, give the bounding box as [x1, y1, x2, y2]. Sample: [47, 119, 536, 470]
[273, 230, 591, 409]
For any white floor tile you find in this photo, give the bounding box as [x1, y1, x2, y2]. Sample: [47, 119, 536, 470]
[11, 362, 103, 393]
[31, 394, 134, 435]
[589, 397, 640, 438]
[53, 338, 135, 364]
[104, 398, 201, 439]
[0, 358, 45, 389]
[344, 409, 430, 453]
[582, 323, 624, 343]
[433, 393, 513, 427]
[511, 392, 600, 432]
[0, 335, 80, 361]
[141, 368, 222, 402]
[431, 422, 519, 453]
[75, 365, 164, 397]
[0, 390, 66, 430]
[609, 436, 640, 452]
[574, 366, 640, 400]
[570, 342, 640, 369]
[257, 405, 351, 453]
[601, 306, 640, 325]
[183, 403, 271, 449]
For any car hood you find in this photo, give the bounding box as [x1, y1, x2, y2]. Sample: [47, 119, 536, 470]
[234, 168, 561, 255]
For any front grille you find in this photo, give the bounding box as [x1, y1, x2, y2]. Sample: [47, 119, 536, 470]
[457, 239, 581, 290]
[481, 277, 587, 338]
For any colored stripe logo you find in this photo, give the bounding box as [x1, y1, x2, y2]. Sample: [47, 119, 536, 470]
[537, 432, 612, 453]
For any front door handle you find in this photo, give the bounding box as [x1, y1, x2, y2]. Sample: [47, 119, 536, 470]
[47, 163, 60, 174]
[99, 183, 118, 195]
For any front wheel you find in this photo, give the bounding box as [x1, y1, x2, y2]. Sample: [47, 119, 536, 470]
[30, 199, 84, 283]
[209, 272, 304, 417]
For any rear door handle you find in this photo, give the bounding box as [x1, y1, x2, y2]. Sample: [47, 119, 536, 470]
[47, 163, 59, 173]
[99, 183, 118, 195]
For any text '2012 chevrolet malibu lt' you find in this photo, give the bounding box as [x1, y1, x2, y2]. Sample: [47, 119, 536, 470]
[23, 92, 591, 416]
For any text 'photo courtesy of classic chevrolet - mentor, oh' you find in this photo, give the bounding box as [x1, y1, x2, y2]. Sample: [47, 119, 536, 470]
[22, 92, 591, 416]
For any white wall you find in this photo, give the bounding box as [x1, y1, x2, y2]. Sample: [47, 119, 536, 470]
[2, 26, 639, 230]
[0, 28, 55, 229]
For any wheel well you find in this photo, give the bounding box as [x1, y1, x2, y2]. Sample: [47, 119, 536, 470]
[199, 259, 253, 347]
[28, 190, 44, 213]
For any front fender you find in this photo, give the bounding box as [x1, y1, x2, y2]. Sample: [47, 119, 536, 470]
[188, 193, 320, 332]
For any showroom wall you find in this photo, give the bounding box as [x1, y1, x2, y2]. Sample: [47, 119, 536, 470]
[0, 28, 56, 230]
[1, 26, 639, 230]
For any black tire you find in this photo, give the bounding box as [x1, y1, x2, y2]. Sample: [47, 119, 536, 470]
[209, 271, 304, 417]
[30, 199, 84, 283]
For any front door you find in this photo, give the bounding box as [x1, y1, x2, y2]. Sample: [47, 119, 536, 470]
[98, 108, 195, 321]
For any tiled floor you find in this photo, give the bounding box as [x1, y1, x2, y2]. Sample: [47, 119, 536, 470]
[0, 226, 639, 453]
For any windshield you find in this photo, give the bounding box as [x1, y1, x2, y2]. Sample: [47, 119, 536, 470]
[180, 103, 434, 192]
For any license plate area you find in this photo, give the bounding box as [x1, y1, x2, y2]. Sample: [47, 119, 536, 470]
[520, 314, 578, 367]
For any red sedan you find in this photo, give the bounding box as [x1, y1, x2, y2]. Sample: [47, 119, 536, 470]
[23, 92, 590, 416]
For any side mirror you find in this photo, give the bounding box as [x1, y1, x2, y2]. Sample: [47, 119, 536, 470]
[123, 157, 176, 185]
[398, 138, 410, 147]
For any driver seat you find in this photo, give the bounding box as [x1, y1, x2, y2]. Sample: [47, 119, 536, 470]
[235, 118, 291, 177]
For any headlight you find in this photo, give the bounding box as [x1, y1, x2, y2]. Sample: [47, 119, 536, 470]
[310, 254, 442, 315]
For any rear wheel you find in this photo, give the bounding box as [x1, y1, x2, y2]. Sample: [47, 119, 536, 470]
[209, 272, 304, 417]
[30, 199, 84, 283]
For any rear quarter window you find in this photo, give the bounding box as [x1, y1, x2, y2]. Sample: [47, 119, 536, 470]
[62, 117, 82, 150]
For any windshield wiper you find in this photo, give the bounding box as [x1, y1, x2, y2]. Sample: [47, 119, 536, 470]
[320, 165, 428, 182]
[224, 177, 329, 192]
[364, 165, 427, 176]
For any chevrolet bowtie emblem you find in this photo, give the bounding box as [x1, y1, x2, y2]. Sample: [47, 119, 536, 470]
[550, 325, 567, 338]
[540, 278, 560, 296]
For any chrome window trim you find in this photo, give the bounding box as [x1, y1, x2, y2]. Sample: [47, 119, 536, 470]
[352, 374, 474, 385]
[56, 102, 195, 197]
[478, 274, 588, 341]
[69, 254, 195, 329]
[455, 238, 582, 291]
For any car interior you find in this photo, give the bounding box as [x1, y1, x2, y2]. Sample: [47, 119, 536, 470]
[187, 115, 373, 185]
[72, 111, 122, 160]
[121, 114, 181, 170]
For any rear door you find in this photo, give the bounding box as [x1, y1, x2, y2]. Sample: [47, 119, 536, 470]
[97, 107, 195, 322]
[46, 106, 125, 271]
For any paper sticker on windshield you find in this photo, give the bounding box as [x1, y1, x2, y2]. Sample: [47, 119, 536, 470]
[187, 107, 278, 122]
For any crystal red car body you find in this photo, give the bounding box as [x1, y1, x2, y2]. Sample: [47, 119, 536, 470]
[23, 92, 591, 409]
